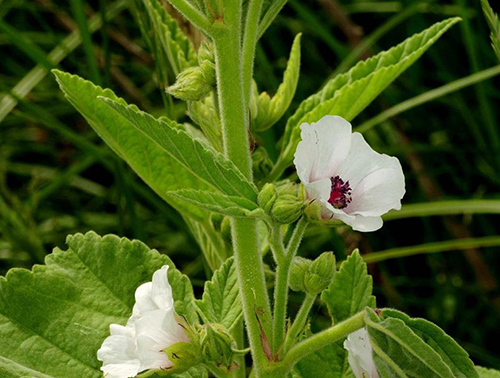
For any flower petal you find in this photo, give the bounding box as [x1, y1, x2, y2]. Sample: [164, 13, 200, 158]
[344, 328, 379, 378]
[134, 266, 174, 314]
[135, 308, 188, 372]
[98, 325, 140, 378]
[347, 167, 405, 217]
[337, 132, 403, 190]
[294, 116, 352, 183]
[304, 177, 331, 203]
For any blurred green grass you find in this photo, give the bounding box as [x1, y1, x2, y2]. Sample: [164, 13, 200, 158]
[0, 0, 499, 368]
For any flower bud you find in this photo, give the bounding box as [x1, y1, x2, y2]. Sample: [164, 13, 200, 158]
[289, 256, 312, 292]
[200, 324, 238, 373]
[198, 41, 214, 65]
[163, 340, 203, 374]
[305, 252, 336, 294]
[167, 61, 215, 101]
[270, 182, 307, 224]
[257, 183, 278, 214]
[252, 147, 273, 183]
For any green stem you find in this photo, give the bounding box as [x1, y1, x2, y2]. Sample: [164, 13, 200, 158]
[270, 218, 308, 354]
[242, 0, 264, 106]
[283, 293, 316, 353]
[266, 311, 366, 376]
[213, 6, 271, 376]
[167, 0, 212, 34]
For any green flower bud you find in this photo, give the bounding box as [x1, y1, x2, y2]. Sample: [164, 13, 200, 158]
[252, 147, 273, 183]
[257, 183, 278, 214]
[167, 62, 215, 101]
[200, 324, 238, 373]
[289, 256, 312, 292]
[270, 194, 305, 224]
[305, 252, 336, 294]
[163, 341, 203, 374]
[198, 41, 214, 65]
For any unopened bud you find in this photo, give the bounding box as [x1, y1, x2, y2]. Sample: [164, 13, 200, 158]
[289, 256, 312, 292]
[257, 183, 278, 214]
[221, 216, 232, 243]
[200, 324, 238, 373]
[270, 182, 307, 224]
[305, 252, 336, 294]
[198, 41, 214, 65]
[167, 62, 215, 101]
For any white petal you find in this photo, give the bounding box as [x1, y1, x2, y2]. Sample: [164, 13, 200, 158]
[294, 116, 352, 183]
[134, 266, 174, 314]
[337, 133, 403, 190]
[304, 177, 331, 202]
[344, 328, 379, 378]
[135, 308, 187, 371]
[347, 167, 405, 217]
[98, 325, 140, 378]
[346, 215, 383, 232]
[151, 265, 174, 310]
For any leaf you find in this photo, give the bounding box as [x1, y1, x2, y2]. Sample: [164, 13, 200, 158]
[0, 232, 201, 378]
[379, 309, 478, 378]
[365, 309, 455, 378]
[196, 257, 242, 330]
[477, 366, 500, 378]
[100, 96, 258, 200]
[321, 250, 376, 324]
[294, 341, 352, 378]
[280, 17, 461, 164]
[481, 0, 500, 62]
[170, 189, 261, 217]
[143, 0, 197, 75]
[54, 70, 238, 221]
[253, 33, 301, 132]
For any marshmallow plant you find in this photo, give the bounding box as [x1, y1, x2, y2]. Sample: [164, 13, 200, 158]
[0, 1, 495, 378]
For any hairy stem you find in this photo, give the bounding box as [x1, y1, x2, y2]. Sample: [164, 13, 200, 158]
[212, 5, 271, 376]
[167, 0, 212, 34]
[283, 293, 317, 353]
[270, 218, 308, 355]
[266, 311, 366, 376]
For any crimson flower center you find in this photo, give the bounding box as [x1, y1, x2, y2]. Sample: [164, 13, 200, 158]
[328, 176, 352, 209]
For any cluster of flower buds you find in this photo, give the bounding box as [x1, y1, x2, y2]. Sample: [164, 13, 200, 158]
[167, 41, 216, 101]
[257, 181, 308, 224]
[289, 252, 336, 295]
[199, 324, 241, 373]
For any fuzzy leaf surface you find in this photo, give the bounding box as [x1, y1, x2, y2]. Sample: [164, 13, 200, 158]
[53, 70, 212, 220]
[365, 309, 455, 378]
[380, 309, 478, 378]
[0, 232, 201, 377]
[170, 189, 260, 217]
[100, 97, 257, 200]
[280, 17, 461, 164]
[196, 257, 242, 330]
[321, 250, 376, 324]
[477, 367, 500, 378]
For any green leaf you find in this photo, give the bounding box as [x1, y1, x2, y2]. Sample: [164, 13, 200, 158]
[481, 0, 500, 62]
[294, 341, 352, 378]
[196, 257, 242, 330]
[170, 189, 261, 217]
[0, 232, 201, 377]
[143, 0, 197, 75]
[379, 309, 478, 378]
[53, 69, 210, 220]
[365, 309, 455, 378]
[280, 17, 461, 164]
[253, 33, 301, 132]
[100, 96, 258, 200]
[321, 250, 376, 324]
[477, 366, 500, 378]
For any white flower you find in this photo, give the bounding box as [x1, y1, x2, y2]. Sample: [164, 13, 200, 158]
[344, 328, 379, 378]
[293, 115, 405, 232]
[98, 266, 189, 378]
